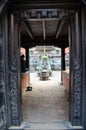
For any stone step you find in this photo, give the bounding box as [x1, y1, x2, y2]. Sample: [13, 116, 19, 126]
[9, 121, 84, 130]
[23, 122, 83, 130]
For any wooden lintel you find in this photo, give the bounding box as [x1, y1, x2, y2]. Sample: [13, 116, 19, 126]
[9, 2, 81, 10]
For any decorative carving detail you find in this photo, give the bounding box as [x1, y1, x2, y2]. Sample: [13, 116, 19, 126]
[9, 57, 19, 125]
[0, 18, 6, 129]
[73, 58, 82, 125]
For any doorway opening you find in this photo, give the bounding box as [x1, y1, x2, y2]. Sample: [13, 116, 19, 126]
[21, 46, 69, 123]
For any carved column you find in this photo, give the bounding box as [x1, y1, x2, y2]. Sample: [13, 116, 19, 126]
[69, 11, 82, 126]
[81, 8, 86, 128]
[8, 14, 22, 126]
[0, 14, 11, 130]
[0, 16, 7, 130]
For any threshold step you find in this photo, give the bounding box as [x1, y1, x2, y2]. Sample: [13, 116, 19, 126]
[9, 121, 84, 130]
[22, 121, 83, 130]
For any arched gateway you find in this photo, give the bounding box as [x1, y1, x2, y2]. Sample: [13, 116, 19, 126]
[0, 0, 86, 129]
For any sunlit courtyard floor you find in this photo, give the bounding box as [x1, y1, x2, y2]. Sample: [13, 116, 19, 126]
[22, 71, 69, 123]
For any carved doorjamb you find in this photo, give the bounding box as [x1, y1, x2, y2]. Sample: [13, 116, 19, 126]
[69, 11, 83, 126]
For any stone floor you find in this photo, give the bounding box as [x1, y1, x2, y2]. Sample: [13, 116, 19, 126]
[22, 71, 69, 123]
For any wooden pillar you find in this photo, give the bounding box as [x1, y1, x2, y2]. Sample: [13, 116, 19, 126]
[25, 47, 29, 70]
[81, 8, 86, 129]
[8, 14, 22, 126]
[61, 48, 65, 70]
[25, 47, 30, 82]
[0, 15, 9, 130]
[61, 47, 65, 83]
[69, 11, 83, 126]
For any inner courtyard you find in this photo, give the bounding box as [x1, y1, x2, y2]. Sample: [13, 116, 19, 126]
[22, 71, 69, 123]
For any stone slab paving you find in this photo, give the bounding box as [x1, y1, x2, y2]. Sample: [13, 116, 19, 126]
[22, 71, 69, 123]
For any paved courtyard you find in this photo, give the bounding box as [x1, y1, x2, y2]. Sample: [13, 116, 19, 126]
[22, 71, 69, 123]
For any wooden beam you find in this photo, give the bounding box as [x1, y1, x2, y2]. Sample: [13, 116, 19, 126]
[0, 0, 9, 14]
[21, 41, 68, 49]
[21, 21, 34, 39]
[9, 2, 80, 10]
[20, 12, 74, 22]
[26, 17, 68, 21]
[55, 20, 65, 39]
[82, 0, 86, 5]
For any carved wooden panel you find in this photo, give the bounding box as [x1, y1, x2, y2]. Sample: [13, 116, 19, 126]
[8, 15, 22, 126]
[81, 8, 86, 128]
[73, 59, 82, 125]
[9, 57, 19, 125]
[0, 19, 6, 130]
[70, 13, 82, 126]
